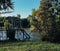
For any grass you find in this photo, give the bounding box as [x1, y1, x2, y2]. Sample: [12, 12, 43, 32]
[0, 41, 60, 51]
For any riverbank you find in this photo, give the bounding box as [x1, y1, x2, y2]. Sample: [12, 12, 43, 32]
[0, 41, 60, 51]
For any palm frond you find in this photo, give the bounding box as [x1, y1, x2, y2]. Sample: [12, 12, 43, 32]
[0, 0, 14, 10]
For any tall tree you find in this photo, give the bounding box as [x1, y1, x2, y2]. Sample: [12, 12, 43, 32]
[36, 0, 52, 38]
[36, 0, 60, 42]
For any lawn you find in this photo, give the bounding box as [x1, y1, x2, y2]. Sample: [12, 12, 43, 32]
[0, 41, 60, 51]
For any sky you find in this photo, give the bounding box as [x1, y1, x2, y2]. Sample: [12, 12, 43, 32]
[1, 0, 40, 18]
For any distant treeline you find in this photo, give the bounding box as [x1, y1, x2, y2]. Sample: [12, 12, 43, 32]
[0, 16, 30, 29]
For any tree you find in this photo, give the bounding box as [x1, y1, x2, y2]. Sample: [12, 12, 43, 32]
[52, 3, 60, 42]
[17, 14, 21, 18]
[0, 0, 15, 41]
[36, 0, 52, 39]
[4, 20, 9, 30]
[35, 0, 60, 42]
[0, 0, 14, 10]
[4, 19, 16, 41]
[27, 9, 41, 31]
[45, 0, 60, 42]
[32, 9, 37, 17]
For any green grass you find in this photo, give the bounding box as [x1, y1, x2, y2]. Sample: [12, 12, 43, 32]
[0, 41, 60, 51]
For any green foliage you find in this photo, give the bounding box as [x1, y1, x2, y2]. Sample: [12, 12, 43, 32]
[32, 9, 37, 17]
[4, 20, 10, 30]
[28, 0, 60, 42]
[3, 17, 13, 30]
[45, 1, 60, 42]
[27, 9, 40, 31]
[21, 19, 30, 28]
[17, 14, 21, 18]
[35, 0, 52, 38]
